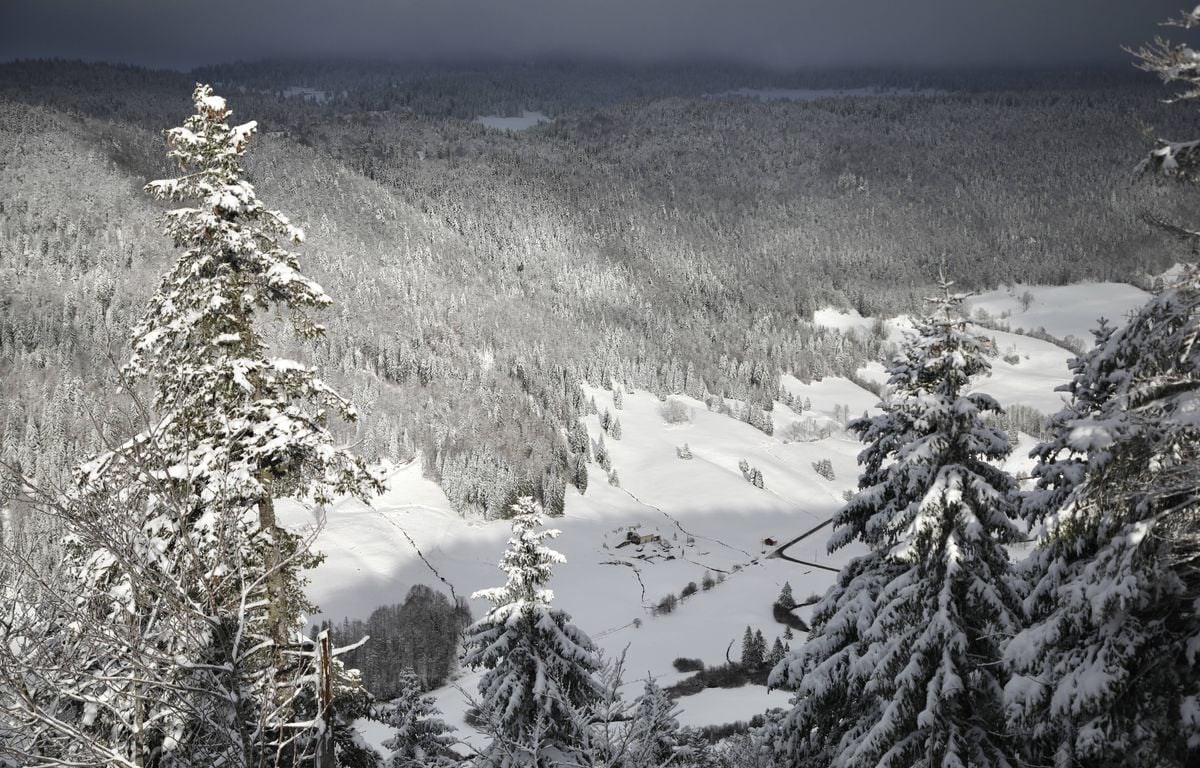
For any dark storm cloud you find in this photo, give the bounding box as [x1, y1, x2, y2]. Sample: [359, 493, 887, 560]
[0, 0, 1190, 69]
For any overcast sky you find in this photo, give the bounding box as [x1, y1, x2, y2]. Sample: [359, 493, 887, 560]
[0, 0, 1190, 70]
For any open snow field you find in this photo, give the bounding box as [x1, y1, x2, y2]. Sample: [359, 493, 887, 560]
[282, 282, 1142, 753]
[966, 282, 1150, 344]
[473, 111, 552, 130]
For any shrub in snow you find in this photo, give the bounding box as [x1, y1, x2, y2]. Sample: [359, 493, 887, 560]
[673, 658, 705, 673]
[811, 458, 835, 481]
[655, 594, 679, 615]
[782, 417, 833, 442]
[660, 398, 692, 424]
[740, 458, 765, 488]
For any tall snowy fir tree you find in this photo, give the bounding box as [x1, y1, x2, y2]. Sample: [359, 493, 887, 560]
[1003, 20, 1200, 765]
[0, 85, 382, 767]
[462, 497, 603, 767]
[771, 281, 1022, 768]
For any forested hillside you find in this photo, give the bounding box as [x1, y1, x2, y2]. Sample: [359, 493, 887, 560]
[1, 61, 1194, 521]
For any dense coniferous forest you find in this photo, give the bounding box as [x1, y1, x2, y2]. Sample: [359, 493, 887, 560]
[316, 585, 473, 699]
[2, 61, 1194, 522]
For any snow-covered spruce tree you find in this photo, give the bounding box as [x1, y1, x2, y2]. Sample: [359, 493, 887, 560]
[381, 668, 456, 768]
[1004, 268, 1200, 766]
[1000, 24, 1200, 768]
[717, 710, 786, 768]
[775, 582, 795, 611]
[768, 637, 787, 668]
[10, 84, 382, 767]
[740, 626, 760, 669]
[462, 497, 602, 767]
[1021, 317, 1118, 525]
[770, 281, 1022, 768]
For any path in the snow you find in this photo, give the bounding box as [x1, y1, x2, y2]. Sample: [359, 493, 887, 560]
[769, 516, 840, 573]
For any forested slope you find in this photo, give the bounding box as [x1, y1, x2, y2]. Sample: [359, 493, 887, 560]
[2, 62, 1194, 521]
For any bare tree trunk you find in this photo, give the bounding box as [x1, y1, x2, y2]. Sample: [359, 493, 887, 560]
[258, 490, 286, 649]
[317, 632, 336, 768]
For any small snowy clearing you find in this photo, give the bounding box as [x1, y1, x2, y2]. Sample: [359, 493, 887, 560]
[966, 282, 1149, 345]
[473, 111, 552, 131]
[812, 307, 913, 344]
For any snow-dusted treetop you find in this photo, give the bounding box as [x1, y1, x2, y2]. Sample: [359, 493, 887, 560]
[472, 498, 566, 609]
[79, 83, 381, 508]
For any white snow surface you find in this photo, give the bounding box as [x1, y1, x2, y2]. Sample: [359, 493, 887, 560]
[812, 307, 913, 344]
[473, 111, 552, 131]
[965, 283, 1150, 345]
[279, 283, 1142, 754]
